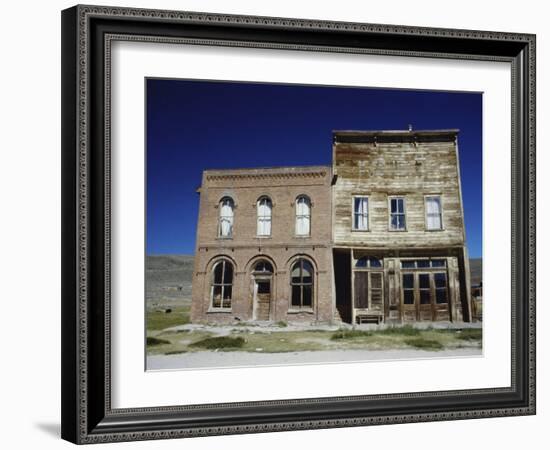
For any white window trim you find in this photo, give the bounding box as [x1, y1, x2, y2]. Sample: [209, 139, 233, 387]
[424, 194, 444, 231]
[217, 197, 235, 239]
[289, 258, 315, 310]
[256, 196, 273, 238]
[388, 195, 407, 231]
[351, 195, 370, 231]
[209, 259, 234, 311]
[295, 195, 311, 237]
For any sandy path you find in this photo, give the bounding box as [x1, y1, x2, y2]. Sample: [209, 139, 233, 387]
[147, 347, 482, 371]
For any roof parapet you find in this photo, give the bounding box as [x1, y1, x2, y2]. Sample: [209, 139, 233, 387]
[333, 129, 459, 144]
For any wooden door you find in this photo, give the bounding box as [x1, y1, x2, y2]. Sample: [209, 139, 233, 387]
[369, 272, 383, 312]
[353, 272, 369, 309]
[418, 273, 433, 321]
[402, 273, 416, 322]
[254, 278, 271, 321]
[401, 271, 450, 322]
[353, 271, 384, 324]
[432, 272, 450, 321]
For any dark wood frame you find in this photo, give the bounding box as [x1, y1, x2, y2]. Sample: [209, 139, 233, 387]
[61, 4, 536, 444]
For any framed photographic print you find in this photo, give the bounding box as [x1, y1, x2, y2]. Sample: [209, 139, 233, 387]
[61, 4, 536, 444]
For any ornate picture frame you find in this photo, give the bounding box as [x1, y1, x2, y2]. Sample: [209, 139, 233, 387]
[61, 4, 536, 444]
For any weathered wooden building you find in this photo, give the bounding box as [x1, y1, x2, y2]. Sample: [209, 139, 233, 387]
[190, 129, 472, 325]
[332, 129, 472, 324]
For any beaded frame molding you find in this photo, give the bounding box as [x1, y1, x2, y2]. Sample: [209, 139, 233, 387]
[61, 4, 536, 444]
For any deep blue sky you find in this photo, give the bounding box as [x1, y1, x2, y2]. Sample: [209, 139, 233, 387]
[147, 79, 482, 258]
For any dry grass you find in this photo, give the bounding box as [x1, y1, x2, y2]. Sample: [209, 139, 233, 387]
[146, 336, 171, 346]
[146, 305, 190, 331]
[146, 326, 482, 356]
[404, 338, 444, 351]
[189, 336, 245, 350]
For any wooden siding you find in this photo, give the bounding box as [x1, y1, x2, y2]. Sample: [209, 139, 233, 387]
[332, 141, 466, 248]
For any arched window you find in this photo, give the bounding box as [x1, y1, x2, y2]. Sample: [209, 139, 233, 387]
[290, 258, 313, 308]
[211, 259, 233, 309]
[218, 197, 234, 238]
[295, 195, 311, 236]
[257, 196, 272, 236]
[253, 260, 273, 273]
[355, 256, 382, 268]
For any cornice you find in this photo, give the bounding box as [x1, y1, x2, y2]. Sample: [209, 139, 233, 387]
[206, 170, 328, 182]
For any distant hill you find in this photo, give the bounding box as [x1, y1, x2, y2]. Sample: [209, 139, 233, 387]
[147, 254, 194, 271]
[146, 255, 194, 306]
[470, 258, 482, 286]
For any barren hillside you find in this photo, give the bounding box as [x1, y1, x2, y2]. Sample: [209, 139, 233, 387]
[146, 255, 194, 307]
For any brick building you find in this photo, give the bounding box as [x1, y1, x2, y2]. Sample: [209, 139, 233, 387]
[190, 166, 334, 324]
[190, 129, 472, 325]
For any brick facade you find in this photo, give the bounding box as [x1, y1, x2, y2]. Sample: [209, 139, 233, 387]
[190, 166, 334, 324]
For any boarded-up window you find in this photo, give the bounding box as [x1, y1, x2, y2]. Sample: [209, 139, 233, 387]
[211, 259, 233, 308]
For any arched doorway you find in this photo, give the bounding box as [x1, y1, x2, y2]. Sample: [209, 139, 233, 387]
[252, 260, 274, 321]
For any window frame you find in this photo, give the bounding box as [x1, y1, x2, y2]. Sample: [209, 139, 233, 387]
[388, 195, 407, 231]
[209, 259, 234, 311]
[434, 272, 449, 304]
[295, 195, 311, 237]
[402, 273, 415, 305]
[354, 256, 383, 269]
[256, 196, 273, 238]
[424, 194, 444, 231]
[352, 195, 370, 231]
[253, 260, 274, 274]
[289, 258, 314, 310]
[217, 196, 235, 239]
[400, 258, 447, 269]
[400, 268, 449, 310]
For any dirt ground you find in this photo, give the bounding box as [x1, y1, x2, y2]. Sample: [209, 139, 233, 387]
[147, 347, 482, 370]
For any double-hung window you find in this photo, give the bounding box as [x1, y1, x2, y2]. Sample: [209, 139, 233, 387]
[257, 196, 272, 236]
[425, 195, 443, 230]
[218, 197, 234, 238]
[389, 197, 406, 230]
[353, 196, 369, 230]
[295, 196, 311, 236]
